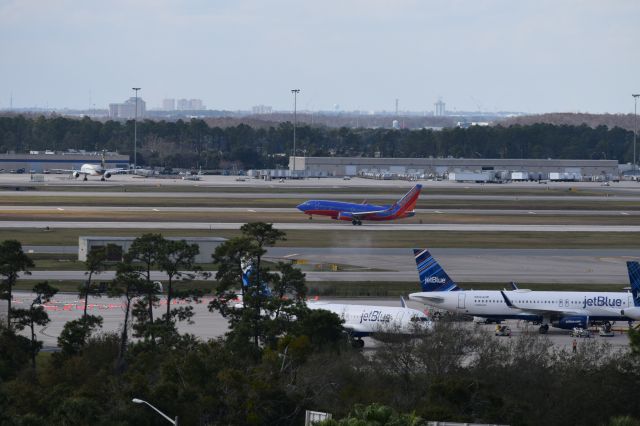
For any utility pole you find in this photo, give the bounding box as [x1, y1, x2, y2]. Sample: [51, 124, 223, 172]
[633, 94, 639, 174]
[291, 89, 300, 178]
[132, 87, 141, 173]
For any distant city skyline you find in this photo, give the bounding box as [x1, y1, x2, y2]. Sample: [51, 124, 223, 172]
[1, 1, 638, 114]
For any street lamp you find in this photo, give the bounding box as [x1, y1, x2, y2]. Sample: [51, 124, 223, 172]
[132, 87, 141, 174]
[291, 89, 300, 178]
[132, 398, 178, 425]
[633, 94, 640, 173]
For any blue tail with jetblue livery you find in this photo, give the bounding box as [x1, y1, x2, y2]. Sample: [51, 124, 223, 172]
[627, 261, 640, 307]
[413, 249, 460, 292]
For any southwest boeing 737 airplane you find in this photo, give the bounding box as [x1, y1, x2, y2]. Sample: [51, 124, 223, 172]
[296, 184, 422, 225]
[408, 249, 640, 334]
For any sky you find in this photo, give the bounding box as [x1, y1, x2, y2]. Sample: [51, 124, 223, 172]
[0, 0, 638, 114]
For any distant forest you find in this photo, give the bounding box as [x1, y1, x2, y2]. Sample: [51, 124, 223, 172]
[0, 115, 635, 170]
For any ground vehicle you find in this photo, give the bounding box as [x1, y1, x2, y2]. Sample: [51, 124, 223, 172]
[570, 327, 591, 338]
[495, 325, 511, 336]
[598, 323, 614, 337]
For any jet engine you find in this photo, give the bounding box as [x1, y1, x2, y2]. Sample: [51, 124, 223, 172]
[337, 212, 353, 221]
[552, 316, 588, 329]
[103, 172, 111, 179]
[621, 307, 640, 320]
[72, 171, 80, 178]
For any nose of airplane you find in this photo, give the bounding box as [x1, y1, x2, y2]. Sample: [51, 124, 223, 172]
[296, 202, 308, 211]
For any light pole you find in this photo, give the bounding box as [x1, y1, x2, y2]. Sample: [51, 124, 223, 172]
[132, 398, 178, 425]
[633, 94, 639, 174]
[132, 87, 141, 173]
[291, 89, 300, 178]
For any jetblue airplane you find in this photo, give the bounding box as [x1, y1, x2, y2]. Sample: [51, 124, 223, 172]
[308, 297, 432, 348]
[408, 249, 640, 333]
[296, 184, 422, 225]
[238, 257, 431, 347]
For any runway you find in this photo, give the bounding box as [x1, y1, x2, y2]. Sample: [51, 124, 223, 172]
[3, 190, 640, 202]
[19, 246, 640, 284]
[3, 206, 640, 216]
[3, 220, 640, 232]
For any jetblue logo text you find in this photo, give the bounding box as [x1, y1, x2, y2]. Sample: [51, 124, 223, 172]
[360, 310, 392, 324]
[582, 297, 623, 308]
[425, 277, 446, 284]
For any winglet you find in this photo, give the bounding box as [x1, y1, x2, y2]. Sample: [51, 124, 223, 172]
[500, 290, 515, 308]
[400, 296, 407, 309]
[510, 281, 519, 290]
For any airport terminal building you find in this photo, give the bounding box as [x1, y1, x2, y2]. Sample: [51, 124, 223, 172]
[288, 156, 619, 181]
[0, 151, 130, 173]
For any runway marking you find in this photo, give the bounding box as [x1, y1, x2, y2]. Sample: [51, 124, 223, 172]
[283, 253, 300, 258]
[57, 208, 64, 211]
[434, 210, 442, 214]
[152, 208, 159, 212]
[247, 209, 256, 212]
[528, 211, 536, 214]
[621, 212, 629, 215]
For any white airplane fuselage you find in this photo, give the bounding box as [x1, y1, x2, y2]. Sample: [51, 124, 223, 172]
[410, 289, 636, 325]
[308, 302, 432, 337]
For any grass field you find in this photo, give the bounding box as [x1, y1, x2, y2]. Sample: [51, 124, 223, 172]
[1, 182, 624, 197]
[1, 195, 640, 211]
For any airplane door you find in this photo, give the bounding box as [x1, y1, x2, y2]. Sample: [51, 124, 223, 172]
[457, 293, 466, 309]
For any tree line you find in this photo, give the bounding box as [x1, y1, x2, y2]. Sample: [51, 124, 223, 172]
[2, 224, 640, 425]
[0, 115, 635, 171]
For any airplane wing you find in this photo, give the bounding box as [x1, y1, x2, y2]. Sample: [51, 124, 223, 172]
[106, 168, 127, 174]
[350, 209, 389, 219]
[500, 291, 587, 316]
[408, 293, 445, 303]
[50, 169, 89, 175]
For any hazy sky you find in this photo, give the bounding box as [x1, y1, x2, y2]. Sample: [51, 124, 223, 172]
[1, 0, 638, 114]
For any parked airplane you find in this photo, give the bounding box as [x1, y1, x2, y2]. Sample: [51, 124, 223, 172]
[296, 184, 422, 225]
[238, 257, 431, 347]
[408, 249, 640, 333]
[53, 152, 126, 181]
[308, 296, 432, 347]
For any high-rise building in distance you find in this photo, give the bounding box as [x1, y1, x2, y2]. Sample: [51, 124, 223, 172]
[162, 98, 176, 111]
[109, 97, 146, 119]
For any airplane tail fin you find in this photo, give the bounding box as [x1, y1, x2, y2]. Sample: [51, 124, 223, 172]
[627, 261, 640, 307]
[392, 184, 422, 214]
[414, 249, 460, 292]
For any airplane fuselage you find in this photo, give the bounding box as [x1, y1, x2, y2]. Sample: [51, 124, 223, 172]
[410, 289, 636, 324]
[308, 302, 431, 337]
[297, 200, 415, 221]
[80, 164, 106, 176]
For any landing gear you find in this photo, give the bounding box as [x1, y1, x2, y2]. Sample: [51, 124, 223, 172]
[100, 177, 105, 181]
[83, 176, 88, 181]
[351, 338, 365, 348]
[309, 215, 313, 220]
[538, 324, 549, 334]
[351, 219, 362, 226]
